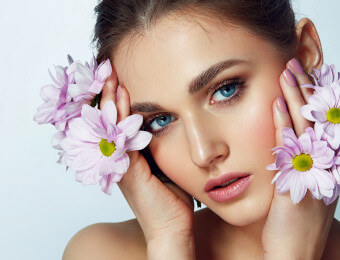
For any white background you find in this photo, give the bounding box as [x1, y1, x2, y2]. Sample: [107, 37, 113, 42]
[1, 1, 340, 259]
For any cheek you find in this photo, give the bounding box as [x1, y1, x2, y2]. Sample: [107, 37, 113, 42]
[240, 73, 283, 163]
[149, 134, 193, 186]
[243, 96, 276, 158]
[225, 78, 282, 194]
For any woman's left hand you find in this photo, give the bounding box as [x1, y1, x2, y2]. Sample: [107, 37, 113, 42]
[262, 58, 338, 259]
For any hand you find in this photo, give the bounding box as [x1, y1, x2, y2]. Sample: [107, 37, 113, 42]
[100, 64, 195, 259]
[262, 59, 338, 259]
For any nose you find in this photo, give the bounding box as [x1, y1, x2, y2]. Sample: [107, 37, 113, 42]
[183, 112, 229, 168]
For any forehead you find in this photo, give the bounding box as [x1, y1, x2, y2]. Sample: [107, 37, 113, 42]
[112, 14, 276, 105]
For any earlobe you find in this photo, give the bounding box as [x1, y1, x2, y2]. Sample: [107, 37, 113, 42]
[295, 18, 323, 73]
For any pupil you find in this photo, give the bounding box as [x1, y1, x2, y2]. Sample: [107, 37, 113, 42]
[157, 116, 171, 126]
[221, 85, 236, 97]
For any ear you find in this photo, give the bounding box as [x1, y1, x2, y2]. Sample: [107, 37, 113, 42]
[295, 18, 323, 73]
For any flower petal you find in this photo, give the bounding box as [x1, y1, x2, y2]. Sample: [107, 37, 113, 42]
[52, 131, 66, 150]
[40, 84, 60, 101]
[126, 131, 152, 152]
[95, 59, 112, 82]
[274, 168, 295, 194]
[290, 173, 307, 204]
[298, 132, 312, 154]
[117, 114, 143, 139]
[100, 175, 114, 195]
[101, 100, 117, 128]
[67, 118, 101, 143]
[310, 168, 335, 190]
[81, 104, 103, 129]
[97, 153, 130, 176]
[71, 149, 101, 171]
[300, 105, 315, 121]
[302, 171, 321, 199]
[75, 63, 94, 88]
[311, 110, 327, 123]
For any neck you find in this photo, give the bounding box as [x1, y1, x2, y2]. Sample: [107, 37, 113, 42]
[194, 208, 266, 259]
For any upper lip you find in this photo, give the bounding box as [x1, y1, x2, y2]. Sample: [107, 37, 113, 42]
[204, 172, 251, 192]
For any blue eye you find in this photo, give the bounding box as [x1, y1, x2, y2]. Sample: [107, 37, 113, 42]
[212, 83, 237, 102]
[143, 78, 246, 137]
[149, 115, 175, 131]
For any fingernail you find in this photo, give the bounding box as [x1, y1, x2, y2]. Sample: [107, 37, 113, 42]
[288, 58, 304, 74]
[283, 69, 297, 87]
[116, 85, 122, 102]
[276, 97, 287, 113]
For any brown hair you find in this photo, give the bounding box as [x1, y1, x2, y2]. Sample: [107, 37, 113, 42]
[93, 0, 297, 64]
[92, 0, 297, 180]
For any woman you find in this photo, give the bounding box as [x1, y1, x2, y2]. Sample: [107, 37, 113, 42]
[63, 0, 340, 259]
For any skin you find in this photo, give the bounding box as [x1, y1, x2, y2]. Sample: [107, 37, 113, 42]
[63, 12, 340, 260]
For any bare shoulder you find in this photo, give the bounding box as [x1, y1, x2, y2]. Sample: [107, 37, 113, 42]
[322, 218, 340, 259]
[62, 219, 147, 260]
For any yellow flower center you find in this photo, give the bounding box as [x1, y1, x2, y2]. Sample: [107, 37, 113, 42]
[292, 153, 313, 172]
[326, 107, 340, 124]
[99, 139, 116, 157]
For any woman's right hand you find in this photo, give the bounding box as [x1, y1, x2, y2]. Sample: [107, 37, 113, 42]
[100, 65, 196, 259]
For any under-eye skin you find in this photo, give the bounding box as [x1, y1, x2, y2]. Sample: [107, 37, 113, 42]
[142, 78, 247, 137]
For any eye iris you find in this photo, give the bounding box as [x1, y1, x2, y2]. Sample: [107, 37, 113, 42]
[156, 116, 171, 127]
[221, 85, 236, 97]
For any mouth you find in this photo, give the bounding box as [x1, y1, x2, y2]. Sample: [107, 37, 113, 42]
[212, 177, 242, 189]
[204, 172, 251, 192]
[204, 172, 252, 202]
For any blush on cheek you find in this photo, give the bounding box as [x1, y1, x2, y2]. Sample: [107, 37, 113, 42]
[237, 92, 277, 165]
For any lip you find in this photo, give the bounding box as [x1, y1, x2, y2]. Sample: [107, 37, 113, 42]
[204, 172, 251, 192]
[206, 175, 252, 202]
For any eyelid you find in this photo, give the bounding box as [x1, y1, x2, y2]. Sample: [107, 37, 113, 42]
[208, 77, 246, 96]
[142, 112, 176, 130]
[142, 77, 246, 136]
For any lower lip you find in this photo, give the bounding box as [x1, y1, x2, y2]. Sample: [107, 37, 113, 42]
[207, 175, 252, 202]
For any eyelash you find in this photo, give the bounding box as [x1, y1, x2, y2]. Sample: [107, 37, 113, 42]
[141, 78, 247, 137]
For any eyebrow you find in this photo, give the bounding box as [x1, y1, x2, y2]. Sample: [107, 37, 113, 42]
[131, 59, 247, 113]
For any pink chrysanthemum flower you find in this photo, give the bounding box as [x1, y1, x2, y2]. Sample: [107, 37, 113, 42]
[300, 81, 340, 150]
[266, 127, 335, 204]
[34, 55, 112, 132]
[67, 54, 111, 103]
[34, 55, 112, 163]
[60, 101, 152, 195]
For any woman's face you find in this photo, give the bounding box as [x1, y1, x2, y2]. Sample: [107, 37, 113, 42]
[113, 14, 288, 226]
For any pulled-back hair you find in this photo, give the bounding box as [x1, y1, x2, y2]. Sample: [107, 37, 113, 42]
[92, 0, 298, 181]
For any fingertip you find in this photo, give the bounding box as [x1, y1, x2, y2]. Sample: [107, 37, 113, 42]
[287, 58, 305, 75]
[100, 74, 118, 109]
[282, 69, 298, 87]
[275, 96, 288, 114]
[104, 73, 118, 93]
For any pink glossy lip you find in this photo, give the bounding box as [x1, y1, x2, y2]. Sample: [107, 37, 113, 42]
[204, 172, 251, 192]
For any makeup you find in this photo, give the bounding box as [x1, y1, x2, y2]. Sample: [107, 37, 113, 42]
[283, 69, 297, 87]
[205, 172, 252, 202]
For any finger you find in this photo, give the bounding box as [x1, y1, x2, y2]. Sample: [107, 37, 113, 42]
[286, 58, 315, 103]
[273, 96, 293, 146]
[99, 64, 119, 109]
[117, 151, 153, 207]
[280, 68, 313, 137]
[164, 182, 194, 211]
[115, 85, 131, 123]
